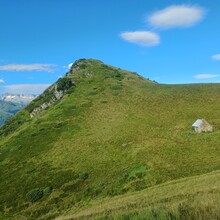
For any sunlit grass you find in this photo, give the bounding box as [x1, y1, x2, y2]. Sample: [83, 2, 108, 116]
[0, 59, 220, 219]
[57, 171, 220, 220]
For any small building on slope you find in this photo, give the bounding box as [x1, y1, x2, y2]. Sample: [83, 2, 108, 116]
[192, 119, 213, 133]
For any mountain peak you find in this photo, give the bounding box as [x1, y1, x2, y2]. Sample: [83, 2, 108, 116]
[66, 58, 150, 84]
[67, 59, 105, 77]
[73, 58, 104, 66]
[67, 58, 103, 72]
[0, 59, 153, 135]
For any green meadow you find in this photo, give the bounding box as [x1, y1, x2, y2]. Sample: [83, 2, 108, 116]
[58, 170, 220, 220]
[0, 59, 219, 219]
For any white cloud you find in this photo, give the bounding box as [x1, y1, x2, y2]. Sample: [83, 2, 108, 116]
[148, 5, 205, 29]
[63, 63, 74, 70]
[194, 74, 219, 79]
[68, 63, 73, 69]
[212, 54, 220, 61]
[120, 31, 160, 46]
[1, 84, 51, 94]
[0, 64, 57, 72]
[0, 79, 5, 83]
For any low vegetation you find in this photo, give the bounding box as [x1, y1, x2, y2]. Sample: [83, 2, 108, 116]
[0, 59, 219, 219]
[57, 170, 220, 220]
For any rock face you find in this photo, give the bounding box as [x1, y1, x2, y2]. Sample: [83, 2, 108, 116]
[30, 79, 74, 118]
[30, 100, 54, 118]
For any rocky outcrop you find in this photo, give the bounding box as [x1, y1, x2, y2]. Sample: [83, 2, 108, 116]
[30, 100, 54, 118]
[30, 80, 74, 118]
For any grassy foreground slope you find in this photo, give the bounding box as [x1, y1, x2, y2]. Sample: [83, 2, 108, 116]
[0, 59, 220, 219]
[57, 170, 220, 220]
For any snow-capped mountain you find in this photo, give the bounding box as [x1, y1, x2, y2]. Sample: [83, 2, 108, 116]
[0, 93, 37, 104]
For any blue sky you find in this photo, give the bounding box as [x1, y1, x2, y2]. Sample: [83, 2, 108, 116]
[0, 0, 220, 94]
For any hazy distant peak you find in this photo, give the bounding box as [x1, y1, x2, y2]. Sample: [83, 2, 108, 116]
[0, 93, 37, 104]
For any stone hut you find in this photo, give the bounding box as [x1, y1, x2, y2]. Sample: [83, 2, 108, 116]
[192, 119, 213, 133]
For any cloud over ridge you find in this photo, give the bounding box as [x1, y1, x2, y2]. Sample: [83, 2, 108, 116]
[120, 31, 160, 46]
[148, 5, 205, 29]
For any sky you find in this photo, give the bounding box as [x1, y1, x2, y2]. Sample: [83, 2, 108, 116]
[0, 0, 220, 94]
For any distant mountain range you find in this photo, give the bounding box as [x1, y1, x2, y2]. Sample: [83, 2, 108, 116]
[0, 94, 37, 126]
[0, 93, 37, 104]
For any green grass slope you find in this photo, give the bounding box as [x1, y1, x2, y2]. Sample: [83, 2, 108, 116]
[57, 170, 220, 220]
[0, 59, 220, 219]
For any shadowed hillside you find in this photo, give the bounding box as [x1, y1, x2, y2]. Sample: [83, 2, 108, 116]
[0, 59, 219, 219]
[0, 100, 24, 126]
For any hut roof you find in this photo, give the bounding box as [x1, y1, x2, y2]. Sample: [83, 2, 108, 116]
[192, 119, 203, 127]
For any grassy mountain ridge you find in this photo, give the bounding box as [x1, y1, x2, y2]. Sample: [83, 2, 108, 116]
[0, 59, 220, 219]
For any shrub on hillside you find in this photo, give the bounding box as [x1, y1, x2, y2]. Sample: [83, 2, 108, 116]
[57, 78, 74, 91]
[125, 164, 147, 181]
[79, 172, 89, 181]
[43, 186, 53, 195]
[111, 85, 122, 90]
[26, 188, 43, 203]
